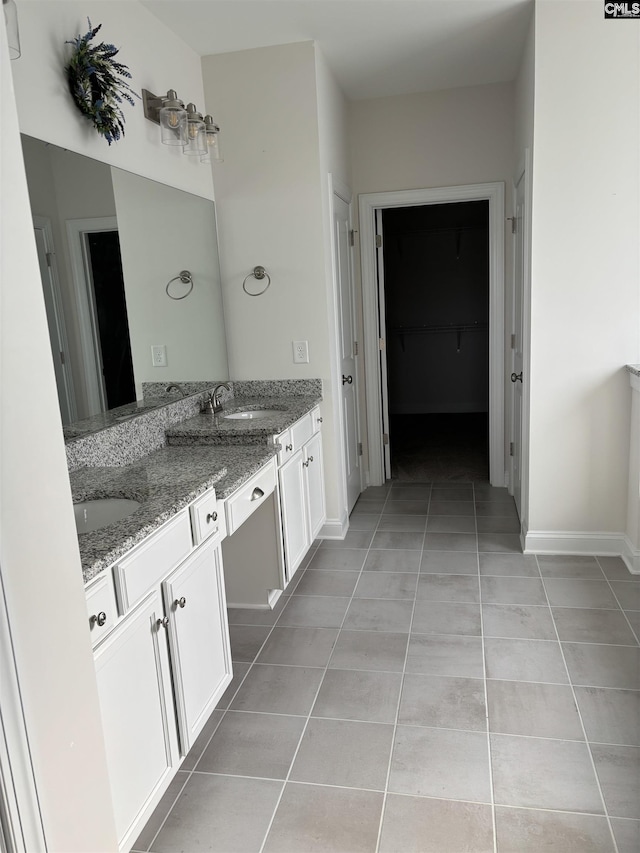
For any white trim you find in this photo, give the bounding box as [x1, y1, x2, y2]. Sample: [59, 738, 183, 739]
[331, 175, 352, 205]
[320, 515, 350, 540]
[32, 216, 77, 424]
[359, 182, 505, 487]
[524, 529, 638, 571]
[326, 175, 350, 523]
[517, 150, 533, 530]
[66, 216, 118, 416]
[0, 570, 47, 852]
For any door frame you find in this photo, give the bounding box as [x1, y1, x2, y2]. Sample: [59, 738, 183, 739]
[326, 174, 363, 534]
[32, 216, 77, 424]
[66, 216, 118, 416]
[359, 182, 506, 487]
[511, 151, 532, 536]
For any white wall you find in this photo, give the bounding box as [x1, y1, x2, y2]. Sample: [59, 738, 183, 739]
[112, 171, 228, 393]
[349, 82, 515, 473]
[202, 42, 349, 527]
[12, 0, 214, 201]
[527, 0, 640, 544]
[1, 20, 117, 851]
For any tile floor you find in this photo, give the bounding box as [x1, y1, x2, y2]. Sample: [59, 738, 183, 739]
[133, 482, 640, 853]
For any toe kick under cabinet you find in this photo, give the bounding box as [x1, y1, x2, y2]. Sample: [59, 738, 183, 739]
[86, 489, 231, 853]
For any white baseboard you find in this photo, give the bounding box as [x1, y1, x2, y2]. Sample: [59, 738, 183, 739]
[524, 529, 639, 574]
[319, 515, 349, 540]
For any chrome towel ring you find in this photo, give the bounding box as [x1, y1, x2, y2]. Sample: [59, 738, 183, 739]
[166, 270, 194, 300]
[242, 265, 271, 296]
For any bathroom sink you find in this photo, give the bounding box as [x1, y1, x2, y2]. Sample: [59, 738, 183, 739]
[223, 410, 284, 420]
[74, 498, 141, 534]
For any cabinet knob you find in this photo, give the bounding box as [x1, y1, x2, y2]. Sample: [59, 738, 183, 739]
[206, 510, 218, 523]
[317, 417, 323, 423]
[285, 443, 293, 452]
[175, 596, 187, 609]
[511, 372, 523, 383]
[342, 375, 353, 385]
[303, 459, 310, 468]
[251, 487, 264, 501]
[90, 611, 107, 628]
[308, 455, 314, 463]
[157, 616, 170, 629]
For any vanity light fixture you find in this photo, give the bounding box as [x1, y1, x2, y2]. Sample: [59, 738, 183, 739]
[3, 0, 20, 60]
[142, 88, 188, 146]
[183, 103, 207, 157]
[201, 115, 223, 163]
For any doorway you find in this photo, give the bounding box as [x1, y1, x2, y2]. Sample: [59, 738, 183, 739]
[382, 200, 489, 481]
[359, 182, 505, 487]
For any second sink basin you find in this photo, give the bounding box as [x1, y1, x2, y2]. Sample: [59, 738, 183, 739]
[74, 498, 141, 534]
[224, 410, 284, 420]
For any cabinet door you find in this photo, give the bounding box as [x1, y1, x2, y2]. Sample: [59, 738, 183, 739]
[94, 591, 178, 851]
[163, 539, 232, 755]
[279, 449, 310, 581]
[305, 430, 326, 542]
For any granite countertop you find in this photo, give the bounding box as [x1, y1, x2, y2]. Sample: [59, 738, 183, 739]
[165, 394, 322, 446]
[627, 364, 640, 377]
[73, 443, 277, 583]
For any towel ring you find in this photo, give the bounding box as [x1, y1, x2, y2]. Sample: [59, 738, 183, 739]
[242, 265, 271, 297]
[166, 270, 194, 300]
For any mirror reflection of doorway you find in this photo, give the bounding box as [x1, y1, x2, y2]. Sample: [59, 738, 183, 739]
[84, 230, 135, 410]
[381, 200, 490, 481]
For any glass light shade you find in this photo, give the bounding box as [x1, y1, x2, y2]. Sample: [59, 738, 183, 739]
[201, 115, 223, 164]
[159, 90, 187, 146]
[183, 104, 207, 157]
[3, 0, 20, 60]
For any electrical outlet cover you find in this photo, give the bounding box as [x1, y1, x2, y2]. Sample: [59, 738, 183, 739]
[293, 341, 309, 364]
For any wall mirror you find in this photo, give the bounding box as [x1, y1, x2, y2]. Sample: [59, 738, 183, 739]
[22, 134, 229, 436]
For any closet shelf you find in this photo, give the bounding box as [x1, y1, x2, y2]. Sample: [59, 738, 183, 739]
[389, 322, 487, 353]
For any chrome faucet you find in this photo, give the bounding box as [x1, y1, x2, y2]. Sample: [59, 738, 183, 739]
[210, 382, 231, 414]
[165, 383, 186, 397]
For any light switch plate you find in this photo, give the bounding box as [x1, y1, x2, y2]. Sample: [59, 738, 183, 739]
[293, 341, 309, 364]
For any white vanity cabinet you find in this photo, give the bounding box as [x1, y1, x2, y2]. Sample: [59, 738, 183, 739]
[87, 488, 231, 852]
[275, 407, 326, 582]
[93, 590, 178, 852]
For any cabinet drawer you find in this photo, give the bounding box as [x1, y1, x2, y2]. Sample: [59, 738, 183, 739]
[225, 459, 277, 535]
[190, 489, 226, 546]
[274, 427, 294, 466]
[310, 406, 323, 434]
[290, 413, 313, 452]
[86, 572, 118, 645]
[114, 511, 192, 613]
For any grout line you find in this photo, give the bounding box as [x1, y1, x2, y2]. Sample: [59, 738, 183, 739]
[596, 555, 640, 646]
[258, 484, 390, 853]
[473, 482, 498, 853]
[536, 556, 621, 853]
[374, 488, 426, 853]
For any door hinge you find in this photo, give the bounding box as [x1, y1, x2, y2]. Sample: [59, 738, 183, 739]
[349, 229, 357, 247]
[45, 251, 54, 267]
[511, 333, 516, 349]
[509, 442, 515, 457]
[60, 351, 65, 365]
[375, 234, 382, 248]
[379, 338, 385, 351]
[383, 433, 389, 445]
[358, 442, 363, 456]
[507, 217, 517, 235]
[353, 341, 359, 356]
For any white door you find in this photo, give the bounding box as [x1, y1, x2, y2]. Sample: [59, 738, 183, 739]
[333, 194, 362, 512]
[375, 209, 392, 479]
[510, 167, 526, 518]
[33, 220, 76, 424]
[304, 430, 326, 541]
[163, 539, 232, 755]
[93, 591, 177, 850]
[279, 450, 310, 581]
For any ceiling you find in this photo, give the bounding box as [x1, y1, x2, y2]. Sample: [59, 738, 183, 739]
[141, 0, 534, 101]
